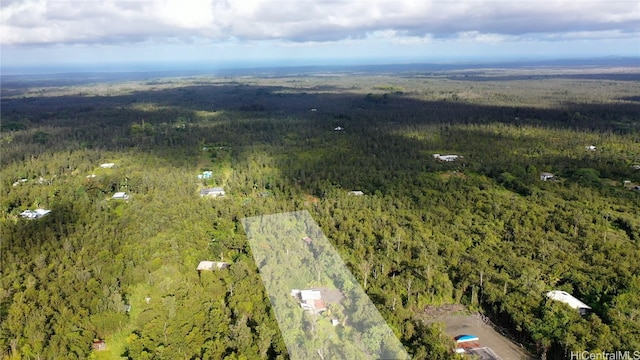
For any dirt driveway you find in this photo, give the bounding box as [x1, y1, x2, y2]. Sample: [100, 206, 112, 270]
[421, 305, 534, 360]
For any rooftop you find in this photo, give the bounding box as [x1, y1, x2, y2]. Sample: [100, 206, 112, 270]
[546, 290, 591, 310]
[197, 261, 230, 271]
[433, 154, 461, 162]
[20, 209, 51, 219]
[112, 192, 129, 200]
[300, 290, 322, 301]
[200, 187, 225, 197]
[291, 289, 327, 313]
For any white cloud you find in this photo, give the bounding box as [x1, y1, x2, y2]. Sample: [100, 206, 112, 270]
[456, 31, 512, 43]
[1, 0, 638, 50]
[149, 0, 215, 31]
[541, 30, 640, 41]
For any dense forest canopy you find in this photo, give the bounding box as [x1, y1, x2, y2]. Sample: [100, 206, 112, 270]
[1, 66, 639, 360]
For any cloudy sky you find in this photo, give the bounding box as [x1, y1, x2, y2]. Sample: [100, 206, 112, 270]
[2, 0, 639, 70]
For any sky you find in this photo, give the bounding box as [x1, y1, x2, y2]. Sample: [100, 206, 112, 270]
[1, 0, 639, 72]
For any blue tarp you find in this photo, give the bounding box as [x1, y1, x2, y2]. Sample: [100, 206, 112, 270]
[455, 335, 479, 343]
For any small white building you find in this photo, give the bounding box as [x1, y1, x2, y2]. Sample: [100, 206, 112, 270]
[100, 163, 115, 169]
[348, 190, 364, 196]
[197, 261, 230, 271]
[540, 172, 555, 181]
[200, 187, 225, 197]
[546, 290, 591, 315]
[20, 209, 51, 219]
[433, 154, 460, 162]
[334, 126, 344, 131]
[585, 145, 597, 151]
[112, 192, 130, 200]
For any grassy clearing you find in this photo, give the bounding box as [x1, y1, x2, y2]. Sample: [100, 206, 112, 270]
[92, 283, 153, 360]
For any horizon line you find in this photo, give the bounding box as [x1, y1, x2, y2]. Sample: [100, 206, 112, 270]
[2, 56, 639, 77]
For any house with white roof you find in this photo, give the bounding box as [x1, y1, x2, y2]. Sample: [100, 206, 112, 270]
[100, 163, 115, 169]
[291, 289, 327, 314]
[112, 192, 129, 200]
[20, 209, 51, 219]
[433, 154, 461, 162]
[200, 187, 225, 197]
[546, 290, 591, 315]
[197, 261, 230, 271]
[540, 172, 555, 181]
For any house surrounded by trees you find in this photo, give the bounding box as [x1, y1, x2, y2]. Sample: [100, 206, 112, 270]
[546, 290, 592, 315]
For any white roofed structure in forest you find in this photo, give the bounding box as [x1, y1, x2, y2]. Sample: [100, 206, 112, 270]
[546, 290, 591, 315]
[200, 187, 225, 197]
[433, 154, 461, 162]
[197, 261, 230, 271]
[20, 209, 51, 219]
[112, 192, 129, 200]
[540, 172, 555, 181]
[291, 289, 327, 314]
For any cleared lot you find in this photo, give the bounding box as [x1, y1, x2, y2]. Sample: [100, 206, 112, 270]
[423, 306, 533, 360]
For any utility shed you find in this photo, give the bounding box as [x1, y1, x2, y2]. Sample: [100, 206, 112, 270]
[546, 290, 592, 315]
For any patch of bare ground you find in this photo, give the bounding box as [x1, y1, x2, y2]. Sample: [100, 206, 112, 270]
[316, 287, 344, 304]
[420, 305, 534, 360]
